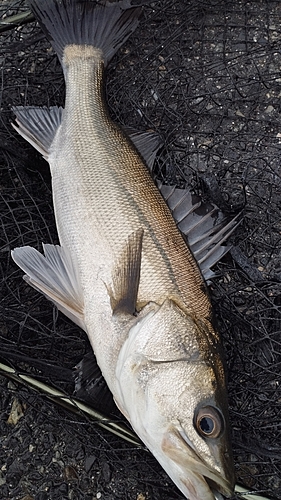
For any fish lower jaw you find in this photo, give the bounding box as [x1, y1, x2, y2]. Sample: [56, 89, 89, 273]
[172, 462, 234, 500]
[159, 429, 234, 500]
[172, 458, 233, 500]
[128, 431, 228, 500]
[167, 467, 232, 500]
[174, 471, 225, 500]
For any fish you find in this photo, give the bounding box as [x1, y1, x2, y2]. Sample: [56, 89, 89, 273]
[10, 1, 235, 499]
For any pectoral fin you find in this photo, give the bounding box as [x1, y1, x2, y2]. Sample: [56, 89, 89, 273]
[12, 105, 63, 159]
[12, 243, 86, 331]
[74, 351, 116, 414]
[109, 229, 144, 316]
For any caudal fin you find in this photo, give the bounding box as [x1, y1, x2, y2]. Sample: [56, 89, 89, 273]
[28, 0, 145, 66]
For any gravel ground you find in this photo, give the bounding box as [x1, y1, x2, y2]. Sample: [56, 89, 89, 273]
[0, 1, 281, 499]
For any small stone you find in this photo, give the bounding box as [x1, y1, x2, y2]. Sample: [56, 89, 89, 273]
[63, 465, 78, 481]
[102, 462, 111, 483]
[7, 399, 25, 426]
[85, 455, 97, 473]
[265, 105, 274, 113]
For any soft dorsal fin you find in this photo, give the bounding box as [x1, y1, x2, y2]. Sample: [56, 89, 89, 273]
[11, 243, 86, 331]
[158, 182, 240, 281]
[12, 105, 63, 159]
[109, 229, 144, 316]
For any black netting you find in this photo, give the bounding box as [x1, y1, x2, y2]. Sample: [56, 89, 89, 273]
[0, 1, 281, 499]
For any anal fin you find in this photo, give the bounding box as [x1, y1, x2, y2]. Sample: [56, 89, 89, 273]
[11, 243, 86, 331]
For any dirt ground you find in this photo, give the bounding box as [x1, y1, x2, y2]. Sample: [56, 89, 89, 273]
[0, 1, 281, 499]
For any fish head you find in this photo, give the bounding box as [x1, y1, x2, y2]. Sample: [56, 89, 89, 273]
[115, 299, 235, 500]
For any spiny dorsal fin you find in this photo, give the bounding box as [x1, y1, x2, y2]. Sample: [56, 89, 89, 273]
[11, 243, 86, 331]
[12, 105, 63, 159]
[158, 182, 240, 281]
[110, 229, 144, 316]
[126, 129, 163, 172]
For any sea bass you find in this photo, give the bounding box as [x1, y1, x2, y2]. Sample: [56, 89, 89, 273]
[11, 1, 235, 498]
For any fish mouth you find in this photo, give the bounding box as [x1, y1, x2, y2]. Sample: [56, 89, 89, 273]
[161, 427, 234, 500]
[179, 474, 232, 500]
[178, 462, 233, 500]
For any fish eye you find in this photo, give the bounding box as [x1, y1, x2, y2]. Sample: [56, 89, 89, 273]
[194, 406, 223, 439]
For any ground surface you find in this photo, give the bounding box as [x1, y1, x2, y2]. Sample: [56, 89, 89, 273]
[0, 1, 281, 499]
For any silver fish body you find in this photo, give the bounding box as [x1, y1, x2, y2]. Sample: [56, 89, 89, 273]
[11, 1, 235, 498]
[51, 45, 211, 382]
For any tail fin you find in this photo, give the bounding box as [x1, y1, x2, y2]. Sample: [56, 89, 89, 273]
[28, 0, 144, 66]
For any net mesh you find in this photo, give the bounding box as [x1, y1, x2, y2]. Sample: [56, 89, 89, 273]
[0, 1, 281, 499]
